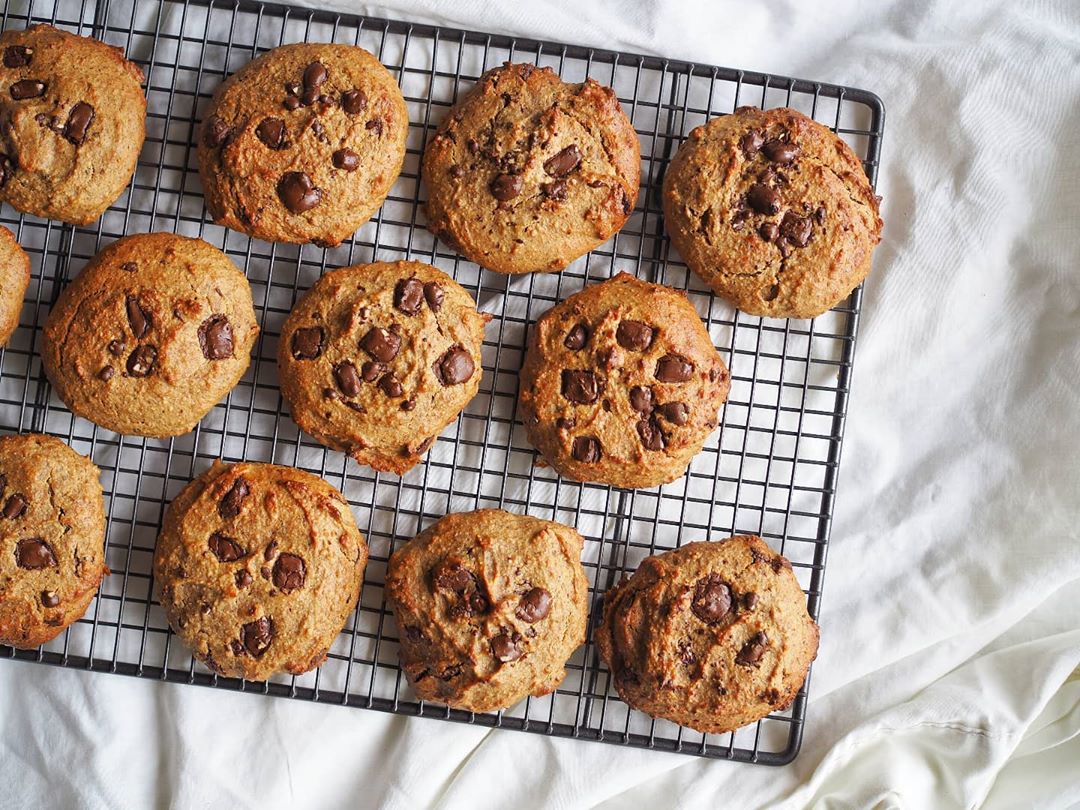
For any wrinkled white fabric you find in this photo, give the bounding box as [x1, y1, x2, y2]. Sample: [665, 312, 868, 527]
[1, 1, 1079, 808]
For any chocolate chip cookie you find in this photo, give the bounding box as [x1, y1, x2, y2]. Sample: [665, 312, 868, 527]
[0, 24, 146, 225]
[596, 536, 819, 734]
[154, 461, 368, 681]
[42, 232, 259, 438]
[422, 62, 639, 274]
[519, 272, 730, 489]
[663, 106, 883, 319]
[278, 260, 490, 474]
[198, 43, 408, 246]
[0, 225, 29, 345]
[0, 433, 107, 649]
[385, 509, 588, 712]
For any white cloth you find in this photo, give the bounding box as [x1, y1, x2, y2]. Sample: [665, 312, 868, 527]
[3, 1, 1080, 808]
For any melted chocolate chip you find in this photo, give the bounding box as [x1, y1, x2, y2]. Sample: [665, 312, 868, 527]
[272, 553, 305, 593]
[616, 320, 654, 351]
[334, 362, 362, 397]
[235, 570, 252, 588]
[126, 295, 151, 338]
[434, 345, 474, 386]
[762, 139, 799, 164]
[731, 210, 749, 232]
[360, 360, 385, 382]
[218, 477, 251, 519]
[41, 590, 60, 607]
[277, 171, 322, 213]
[341, 89, 368, 114]
[256, 117, 286, 149]
[303, 62, 328, 90]
[291, 327, 324, 360]
[657, 401, 689, 425]
[543, 144, 582, 177]
[9, 79, 45, 100]
[561, 369, 600, 404]
[423, 282, 443, 312]
[740, 129, 764, 157]
[379, 373, 404, 398]
[691, 575, 733, 623]
[490, 172, 523, 201]
[97, 366, 114, 381]
[15, 538, 56, 569]
[3, 46, 31, 68]
[814, 205, 827, 225]
[564, 323, 589, 351]
[516, 587, 552, 623]
[120, 262, 137, 273]
[655, 354, 693, 383]
[541, 180, 568, 201]
[107, 339, 125, 356]
[332, 148, 360, 171]
[360, 327, 401, 362]
[780, 210, 813, 247]
[629, 385, 654, 413]
[3, 493, 27, 519]
[571, 436, 601, 463]
[126, 345, 157, 377]
[241, 617, 274, 657]
[490, 632, 522, 663]
[636, 418, 666, 451]
[735, 631, 769, 668]
[63, 102, 94, 146]
[198, 315, 233, 360]
[203, 115, 232, 148]
[394, 278, 424, 315]
[208, 532, 246, 562]
[747, 183, 781, 215]
[759, 221, 779, 242]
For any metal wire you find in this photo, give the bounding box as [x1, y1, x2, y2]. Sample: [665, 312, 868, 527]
[0, 0, 884, 764]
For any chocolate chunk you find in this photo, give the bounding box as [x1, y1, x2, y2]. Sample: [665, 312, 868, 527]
[762, 139, 799, 164]
[332, 148, 360, 171]
[365, 119, 384, 136]
[378, 373, 403, 398]
[360, 360, 385, 382]
[541, 180, 568, 201]
[3, 493, 27, 519]
[561, 369, 600, 404]
[434, 345, 474, 386]
[264, 540, 278, 561]
[283, 96, 300, 111]
[400, 398, 416, 411]
[3, 46, 31, 68]
[15, 538, 56, 569]
[0, 154, 11, 187]
[203, 115, 232, 148]
[9, 79, 45, 100]
[691, 575, 733, 623]
[731, 210, 748, 232]
[543, 144, 582, 177]
[126, 295, 151, 338]
[198, 315, 233, 360]
[735, 631, 769, 667]
[780, 210, 812, 247]
[256, 117, 286, 149]
[657, 401, 689, 425]
[555, 417, 576, 430]
[655, 354, 693, 383]
[490, 632, 522, 663]
[108, 339, 125, 356]
[341, 89, 368, 114]
[433, 561, 473, 592]
[616, 320, 654, 351]
[120, 262, 137, 273]
[310, 118, 328, 143]
[208, 532, 246, 562]
[241, 617, 274, 658]
[272, 553, 305, 593]
[742, 592, 760, 610]
[126, 345, 157, 377]
[490, 172, 523, 201]
[571, 436, 601, 463]
[629, 385, 654, 413]
[814, 205, 827, 225]
[563, 323, 589, 351]
[41, 590, 60, 607]
[516, 587, 552, 623]
[394, 278, 424, 315]
[291, 327, 324, 360]
[636, 418, 665, 451]
[747, 183, 781, 215]
[277, 171, 322, 213]
[63, 102, 94, 145]
[303, 61, 328, 90]
[360, 327, 401, 362]
[235, 570, 252, 588]
[97, 366, 114, 381]
[740, 129, 764, 157]
[423, 282, 443, 312]
[218, 477, 250, 519]
[334, 362, 362, 397]
[759, 221, 779, 242]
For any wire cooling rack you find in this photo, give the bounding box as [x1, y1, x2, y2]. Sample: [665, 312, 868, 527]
[0, 0, 883, 765]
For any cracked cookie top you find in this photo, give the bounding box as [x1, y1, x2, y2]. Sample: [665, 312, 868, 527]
[42, 233, 259, 438]
[0, 225, 29, 346]
[0, 433, 107, 649]
[278, 260, 490, 475]
[519, 273, 730, 489]
[385, 509, 589, 713]
[595, 536, 819, 734]
[0, 24, 146, 225]
[197, 43, 408, 246]
[422, 62, 640, 274]
[663, 106, 882, 319]
[154, 461, 368, 681]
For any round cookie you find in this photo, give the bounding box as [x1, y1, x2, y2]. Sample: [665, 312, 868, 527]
[154, 461, 368, 681]
[519, 272, 730, 489]
[596, 536, 819, 734]
[0, 24, 146, 225]
[385, 509, 589, 713]
[198, 43, 408, 246]
[0, 226, 29, 345]
[662, 106, 883, 319]
[0, 433, 107, 649]
[278, 260, 490, 474]
[422, 62, 640, 274]
[42, 232, 259, 438]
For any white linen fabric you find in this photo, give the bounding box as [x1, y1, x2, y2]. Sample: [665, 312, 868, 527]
[2, 1, 1079, 808]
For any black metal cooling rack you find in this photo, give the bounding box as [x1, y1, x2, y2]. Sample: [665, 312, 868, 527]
[0, 0, 884, 765]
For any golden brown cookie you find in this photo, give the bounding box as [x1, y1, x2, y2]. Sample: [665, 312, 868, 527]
[595, 536, 819, 734]
[278, 260, 490, 474]
[0, 433, 107, 649]
[663, 106, 882, 319]
[197, 43, 408, 246]
[519, 272, 730, 489]
[0, 24, 146, 225]
[0, 226, 29, 345]
[422, 62, 639, 274]
[154, 461, 368, 681]
[385, 509, 589, 713]
[41, 232, 259, 438]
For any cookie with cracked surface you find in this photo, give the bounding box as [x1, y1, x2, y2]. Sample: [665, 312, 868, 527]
[0, 433, 107, 649]
[385, 509, 588, 712]
[41, 232, 259, 438]
[596, 536, 819, 734]
[519, 272, 730, 489]
[278, 260, 490, 474]
[422, 61, 640, 274]
[154, 461, 368, 681]
[0, 226, 29, 345]
[0, 24, 146, 225]
[662, 106, 882, 319]
[197, 42, 408, 246]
